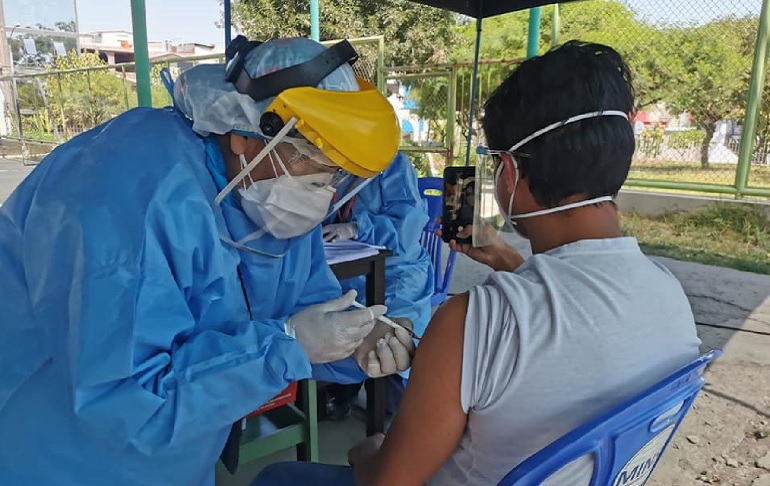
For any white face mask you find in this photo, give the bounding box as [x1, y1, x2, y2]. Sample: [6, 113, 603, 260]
[494, 110, 627, 233]
[239, 169, 335, 240]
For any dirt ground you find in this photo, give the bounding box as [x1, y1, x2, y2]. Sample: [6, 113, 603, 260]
[647, 259, 770, 486]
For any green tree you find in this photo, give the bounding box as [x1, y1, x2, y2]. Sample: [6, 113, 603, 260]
[663, 16, 756, 168]
[435, 2, 670, 156]
[231, 0, 458, 66]
[448, 2, 671, 110]
[44, 52, 132, 138]
[548, 1, 672, 110]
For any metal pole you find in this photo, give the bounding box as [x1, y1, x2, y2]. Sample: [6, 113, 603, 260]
[551, 4, 560, 48]
[310, 0, 320, 41]
[224, 0, 232, 48]
[527, 7, 542, 59]
[447, 66, 457, 167]
[130, 0, 152, 107]
[465, 4, 483, 167]
[376, 36, 385, 93]
[735, 0, 770, 197]
[73, 0, 82, 54]
[8, 25, 26, 159]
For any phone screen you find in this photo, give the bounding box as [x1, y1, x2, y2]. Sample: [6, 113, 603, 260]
[442, 166, 476, 243]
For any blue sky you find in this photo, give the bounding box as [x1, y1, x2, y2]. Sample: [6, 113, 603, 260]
[5, 0, 225, 44]
[77, 0, 225, 45]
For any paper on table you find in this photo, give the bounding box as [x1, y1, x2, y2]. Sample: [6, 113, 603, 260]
[324, 240, 386, 265]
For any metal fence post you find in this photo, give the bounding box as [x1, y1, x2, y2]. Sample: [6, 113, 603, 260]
[551, 4, 561, 48]
[131, 0, 152, 107]
[735, 0, 770, 198]
[56, 72, 66, 140]
[377, 36, 385, 94]
[527, 7, 542, 59]
[447, 67, 457, 166]
[310, 0, 320, 41]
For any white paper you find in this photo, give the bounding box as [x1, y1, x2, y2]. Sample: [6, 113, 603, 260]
[324, 241, 386, 265]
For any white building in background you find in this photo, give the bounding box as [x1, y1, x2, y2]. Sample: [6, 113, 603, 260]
[387, 82, 429, 145]
[80, 30, 222, 66]
[77, 30, 222, 86]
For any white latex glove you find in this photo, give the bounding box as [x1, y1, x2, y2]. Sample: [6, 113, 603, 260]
[353, 318, 416, 378]
[286, 290, 385, 364]
[322, 222, 359, 242]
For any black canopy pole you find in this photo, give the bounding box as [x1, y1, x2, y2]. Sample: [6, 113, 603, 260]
[464, 0, 484, 166]
[224, 0, 232, 49]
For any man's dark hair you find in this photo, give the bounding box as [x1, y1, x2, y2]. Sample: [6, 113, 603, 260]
[482, 41, 635, 207]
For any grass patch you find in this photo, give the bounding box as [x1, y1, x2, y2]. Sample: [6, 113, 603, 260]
[621, 204, 770, 275]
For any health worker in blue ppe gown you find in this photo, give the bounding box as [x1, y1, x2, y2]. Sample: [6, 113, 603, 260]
[321, 152, 434, 419]
[0, 35, 414, 486]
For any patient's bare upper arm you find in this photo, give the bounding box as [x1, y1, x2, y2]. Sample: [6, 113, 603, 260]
[368, 292, 470, 486]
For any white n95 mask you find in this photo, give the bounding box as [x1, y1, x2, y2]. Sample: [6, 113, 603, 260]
[239, 171, 336, 240]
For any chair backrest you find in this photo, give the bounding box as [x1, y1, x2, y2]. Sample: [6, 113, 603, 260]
[497, 350, 722, 486]
[417, 177, 457, 306]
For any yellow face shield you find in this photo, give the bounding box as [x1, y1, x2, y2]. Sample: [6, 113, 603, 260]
[261, 78, 400, 178]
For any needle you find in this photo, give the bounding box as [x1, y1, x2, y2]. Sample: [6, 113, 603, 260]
[351, 301, 421, 341]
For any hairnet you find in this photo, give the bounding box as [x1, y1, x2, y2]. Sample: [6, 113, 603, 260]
[174, 37, 360, 137]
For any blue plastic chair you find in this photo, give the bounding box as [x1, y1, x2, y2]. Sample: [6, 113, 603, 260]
[497, 350, 721, 486]
[417, 177, 457, 306]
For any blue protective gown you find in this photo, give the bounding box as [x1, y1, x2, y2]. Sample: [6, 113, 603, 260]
[0, 107, 363, 486]
[328, 152, 434, 377]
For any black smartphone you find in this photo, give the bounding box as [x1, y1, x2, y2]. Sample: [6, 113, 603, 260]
[442, 166, 476, 243]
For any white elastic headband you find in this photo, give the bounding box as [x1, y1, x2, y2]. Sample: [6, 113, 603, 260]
[324, 176, 375, 221]
[508, 110, 629, 152]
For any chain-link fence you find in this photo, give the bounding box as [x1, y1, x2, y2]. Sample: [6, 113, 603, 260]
[749, 71, 770, 192]
[549, 0, 766, 197]
[323, 36, 384, 88]
[383, 60, 520, 177]
[383, 1, 770, 198]
[0, 53, 225, 163]
[0, 36, 384, 165]
[382, 69, 453, 176]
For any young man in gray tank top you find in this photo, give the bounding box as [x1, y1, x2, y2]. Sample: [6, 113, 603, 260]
[252, 41, 701, 486]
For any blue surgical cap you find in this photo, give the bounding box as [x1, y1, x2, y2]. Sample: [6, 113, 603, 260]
[174, 37, 360, 137]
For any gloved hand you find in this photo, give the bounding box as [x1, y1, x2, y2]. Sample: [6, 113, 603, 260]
[322, 222, 359, 242]
[286, 290, 385, 364]
[353, 318, 416, 378]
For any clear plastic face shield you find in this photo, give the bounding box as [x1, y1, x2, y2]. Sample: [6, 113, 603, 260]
[474, 110, 630, 247]
[209, 36, 398, 256]
[214, 118, 373, 250]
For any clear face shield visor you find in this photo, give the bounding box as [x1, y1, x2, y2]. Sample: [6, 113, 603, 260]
[472, 147, 518, 247]
[217, 118, 371, 205]
[213, 120, 374, 256]
[248, 134, 373, 217]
